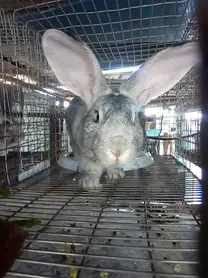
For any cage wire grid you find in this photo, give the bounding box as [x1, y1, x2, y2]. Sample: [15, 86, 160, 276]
[1, 0, 197, 70]
[0, 0, 202, 277]
[1, 157, 202, 278]
[0, 8, 70, 186]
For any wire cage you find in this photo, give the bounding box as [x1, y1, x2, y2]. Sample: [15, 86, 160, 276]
[0, 0, 202, 277]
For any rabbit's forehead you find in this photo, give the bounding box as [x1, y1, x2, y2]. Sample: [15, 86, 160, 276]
[96, 93, 136, 111]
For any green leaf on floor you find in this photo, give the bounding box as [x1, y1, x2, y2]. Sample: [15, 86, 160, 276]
[0, 188, 11, 197]
[174, 264, 183, 273]
[69, 267, 78, 278]
[10, 219, 42, 228]
[100, 272, 109, 278]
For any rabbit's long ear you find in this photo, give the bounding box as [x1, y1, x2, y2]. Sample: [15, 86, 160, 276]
[120, 42, 200, 106]
[42, 29, 108, 105]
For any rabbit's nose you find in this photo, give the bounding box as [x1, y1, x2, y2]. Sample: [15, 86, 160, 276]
[111, 151, 121, 159]
[110, 136, 126, 146]
[109, 136, 127, 160]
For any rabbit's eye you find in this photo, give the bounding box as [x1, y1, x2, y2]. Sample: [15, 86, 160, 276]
[93, 110, 99, 123]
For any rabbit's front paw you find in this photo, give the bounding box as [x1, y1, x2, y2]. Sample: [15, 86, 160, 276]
[106, 168, 125, 180]
[79, 175, 102, 192]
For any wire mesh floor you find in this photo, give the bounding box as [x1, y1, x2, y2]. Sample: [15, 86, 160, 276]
[0, 156, 201, 278]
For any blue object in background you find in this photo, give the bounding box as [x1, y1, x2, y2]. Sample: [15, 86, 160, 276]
[146, 129, 161, 137]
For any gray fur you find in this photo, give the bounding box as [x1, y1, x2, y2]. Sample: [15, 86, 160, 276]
[65, 96, 87, 156]
[66, 91, 144, 191]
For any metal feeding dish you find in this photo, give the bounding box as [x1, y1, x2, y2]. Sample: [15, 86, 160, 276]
[58, 151, 154, 172]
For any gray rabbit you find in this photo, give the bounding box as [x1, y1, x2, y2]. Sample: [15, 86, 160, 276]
[42, 29, 199, 191]
[0, 90, 24, 156]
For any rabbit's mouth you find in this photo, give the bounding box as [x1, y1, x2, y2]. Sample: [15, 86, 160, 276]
[106, 148, 131, 164]
[99, 147, 136, 167]
[93, 134, 139, 167]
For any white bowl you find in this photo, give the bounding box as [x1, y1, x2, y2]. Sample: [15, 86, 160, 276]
[58, 151, 154, 172]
